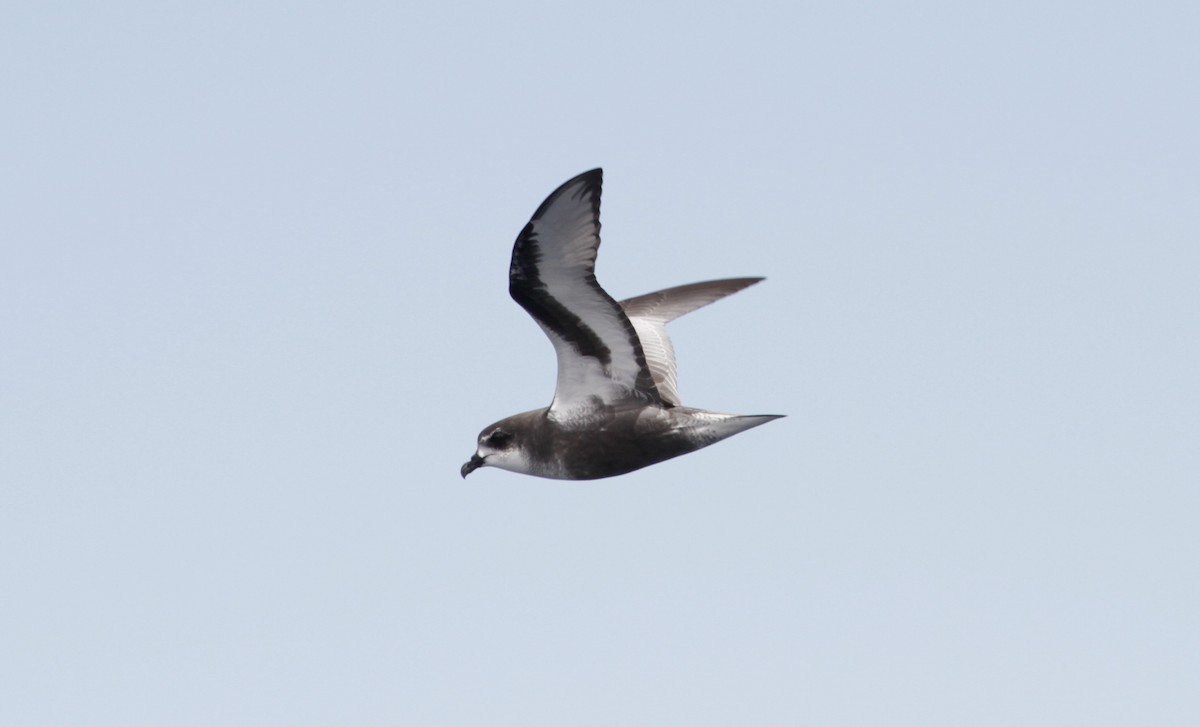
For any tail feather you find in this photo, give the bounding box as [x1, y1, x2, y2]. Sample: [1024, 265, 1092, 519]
[703, 413, 785, 442]
[674, 411, 784, 446]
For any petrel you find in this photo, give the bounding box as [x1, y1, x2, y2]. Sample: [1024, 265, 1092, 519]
[461, 169, 782, 480]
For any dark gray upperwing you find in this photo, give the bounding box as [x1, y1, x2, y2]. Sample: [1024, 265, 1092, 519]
[508, 169, 663, 419]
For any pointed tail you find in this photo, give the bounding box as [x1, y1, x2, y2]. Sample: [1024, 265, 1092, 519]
[678, 411, 785, 446]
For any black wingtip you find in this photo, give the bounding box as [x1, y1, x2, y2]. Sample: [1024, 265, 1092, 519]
[527, 168, 603, 223]
[555, 168, 603, 190]
[574, 168, 602, 182]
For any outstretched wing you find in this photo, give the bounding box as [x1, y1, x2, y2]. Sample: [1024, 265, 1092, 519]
[508, 169, 662, 420]
[620, 278, 764, 406]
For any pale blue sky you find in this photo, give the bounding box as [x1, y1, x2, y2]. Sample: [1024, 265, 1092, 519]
[2, 2, 1197, 725]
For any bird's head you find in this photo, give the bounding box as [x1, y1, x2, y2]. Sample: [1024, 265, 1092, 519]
[461, 418, 529, 478]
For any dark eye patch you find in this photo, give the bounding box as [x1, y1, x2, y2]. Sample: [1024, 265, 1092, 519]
[484, 429, 512, 448]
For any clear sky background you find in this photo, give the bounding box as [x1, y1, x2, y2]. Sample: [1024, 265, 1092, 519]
[2, 2, 1197, 725]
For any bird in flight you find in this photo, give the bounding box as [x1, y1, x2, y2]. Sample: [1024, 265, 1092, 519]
[461, 169, 782, 480]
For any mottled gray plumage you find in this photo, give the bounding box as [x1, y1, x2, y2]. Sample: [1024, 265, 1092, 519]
[461, 169, 781, 480]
